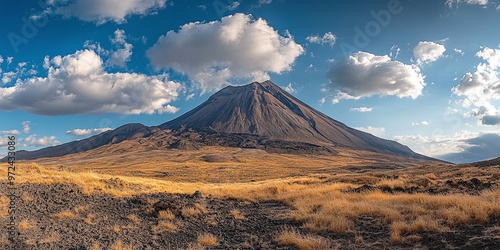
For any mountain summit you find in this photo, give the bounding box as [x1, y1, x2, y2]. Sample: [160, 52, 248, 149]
[5, 81, 435, 162]
[160, 80, 423, 158]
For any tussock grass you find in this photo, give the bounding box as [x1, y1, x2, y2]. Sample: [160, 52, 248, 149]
[197, 233, 217, 246]
[51, 210, 76, 219]
[158, 210, 175, 220]
[277, 227, 330, 249]
[152, 220, 178, 233]
[110, 240, 133, 250]
[182, 207, 201, 217]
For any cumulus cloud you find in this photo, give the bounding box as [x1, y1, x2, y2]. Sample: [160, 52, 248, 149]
[413, 41, 446, 64]
[327, 51, 426, 103]
[446, 0, 488, 8]
[350, 107, 373, 112]
[354, 126, 385, 137]
[22, 134, 60, 147]
[49, 0, 168, 24]
[66, 127, 113, 136]
[0, 49, 182, 115]
[106, 29, 133, 68]
[452, 46, 500, 125]
[147, 13, 304, 93]
[411, 121, 429, 126]
[306, 32, 336, 47]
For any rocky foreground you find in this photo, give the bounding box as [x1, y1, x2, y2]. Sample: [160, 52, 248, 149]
[1, 179, 500, 249]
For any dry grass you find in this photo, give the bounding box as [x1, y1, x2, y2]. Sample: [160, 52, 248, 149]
[376, 178, 405, 189]
[18, 219, 35, 230]
[110, 240, 133, 250]
[230, 209, 245, 220]
[182, 207, 201, 217]
[51, 210, 76, 219]
[152, 220, 178, 233]
[39, 233, 60, 244]
[158, 210, 175, 220]
[277, 227, 330, 249]
[112, 225, 120, 232]
[3, 162, 500, 245]
[194, 203, 208, 214]
[197, 233, 217, 246]
[127, 214, 140, 223]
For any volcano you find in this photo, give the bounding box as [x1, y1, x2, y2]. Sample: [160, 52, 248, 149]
[5, 81, 436, 162]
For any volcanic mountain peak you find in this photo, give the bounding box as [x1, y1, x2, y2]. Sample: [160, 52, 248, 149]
[4, 80, 438, 162]
[160, 80, 425, 158]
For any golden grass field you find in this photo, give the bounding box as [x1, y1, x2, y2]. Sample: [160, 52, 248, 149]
[24, 144, 437, 182]
[1, 156, 499, 249]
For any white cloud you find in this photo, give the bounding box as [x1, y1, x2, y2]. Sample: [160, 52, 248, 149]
[327, 58, 335, 63]
[22, 134, 60, 147]
[413, 41, 446, 64]
[389, 45, 401, 59]
[350, 107, 373, 112]
[454, 48, 465, 55]
[147, 13, 304, 93]
[446, 0, 488, 7]
[327, 51, 426, 103]
[227, 2, 240, 10]
[0, 49, 182, 115]
[49, 0, 168, 24]
[452, 46, 500, 125]
[106, 29, 133, 68]
[0, 130, 20, 135]
[354, 126, 385, 137]
[411, 121, 429, 126]
[22, 121, 30, 133]
[66, 127, 113, 136]
[306, 32, 336, 47]
[281, 83, 296, 94]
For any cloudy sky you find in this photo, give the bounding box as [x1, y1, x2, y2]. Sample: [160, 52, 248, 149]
[1, 0, 500, 163]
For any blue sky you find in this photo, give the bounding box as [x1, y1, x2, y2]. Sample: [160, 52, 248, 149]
[1, 0, 500, 163]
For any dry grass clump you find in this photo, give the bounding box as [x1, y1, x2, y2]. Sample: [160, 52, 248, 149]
[194, 203, 208, 214]
[376, 178, 405, 189]
[277, 227, 330, 249]
[51, 210, 76, 219]
[39, 233, 60, 244]
[110, 240, 133, 250]
[127, 214, 140, 223]
[152, 220, 178, 233]
[197, 233, 217, 246]
[230, 209, 245, 220]
[158, 210, 175, 220]
[182, 207, 201, 217]
[18, 219, 35, 230]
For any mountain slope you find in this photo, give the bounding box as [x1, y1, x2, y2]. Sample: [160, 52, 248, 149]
[160, 81, 425, 158]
